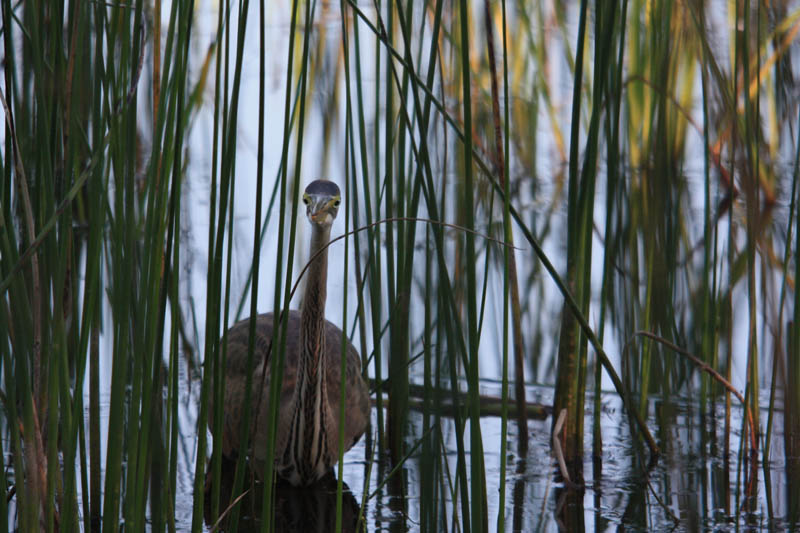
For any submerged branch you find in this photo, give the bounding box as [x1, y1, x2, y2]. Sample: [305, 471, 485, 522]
[370, 379, 550, 420]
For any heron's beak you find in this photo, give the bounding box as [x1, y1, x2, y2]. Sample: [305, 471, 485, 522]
[309, 200, 334, 225]
[310, 211, 331, 224]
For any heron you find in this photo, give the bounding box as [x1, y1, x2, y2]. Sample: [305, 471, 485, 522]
[209, 179, 370, 486]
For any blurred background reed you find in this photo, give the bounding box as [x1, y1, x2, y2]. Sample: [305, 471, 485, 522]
[0, 0, 799, 531]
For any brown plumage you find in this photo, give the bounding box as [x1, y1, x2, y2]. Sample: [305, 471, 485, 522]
[207, 179, 370, 486]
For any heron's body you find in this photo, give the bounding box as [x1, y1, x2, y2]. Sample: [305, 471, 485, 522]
[208, 180, 370, 486]
[212, 311, 368, 484]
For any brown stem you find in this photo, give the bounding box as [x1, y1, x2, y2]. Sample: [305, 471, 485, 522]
[0, 86, 49, 523]
[153, 0, 161, 129]
[483, 0, 529, 452]
[63, 0, 81, 157]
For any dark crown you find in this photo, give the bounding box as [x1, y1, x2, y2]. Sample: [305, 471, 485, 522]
[305, 179, 340, 197]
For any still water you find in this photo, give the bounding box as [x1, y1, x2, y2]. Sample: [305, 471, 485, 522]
[151, 362, 793, 532]
[1, 348, 792, 530]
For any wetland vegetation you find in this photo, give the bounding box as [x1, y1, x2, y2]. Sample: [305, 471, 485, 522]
[0, 0, 799, 531]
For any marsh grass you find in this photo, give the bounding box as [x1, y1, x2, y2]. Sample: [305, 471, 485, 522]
[1, 0, 799, 531]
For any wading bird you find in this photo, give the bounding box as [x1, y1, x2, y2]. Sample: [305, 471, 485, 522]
[209, 179, 369, 486]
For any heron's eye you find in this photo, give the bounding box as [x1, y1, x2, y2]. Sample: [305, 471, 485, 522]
[302, 195, 310, 205]
[333, 199, 341, 208]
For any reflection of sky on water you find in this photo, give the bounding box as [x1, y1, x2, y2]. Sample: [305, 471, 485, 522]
[178, 0, 777, 399]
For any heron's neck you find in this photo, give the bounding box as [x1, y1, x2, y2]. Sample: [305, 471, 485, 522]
[298, 224, 331, 404]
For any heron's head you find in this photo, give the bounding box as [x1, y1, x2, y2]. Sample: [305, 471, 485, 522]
[303, 179, 341, 227]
